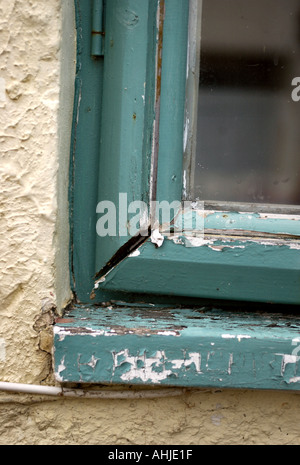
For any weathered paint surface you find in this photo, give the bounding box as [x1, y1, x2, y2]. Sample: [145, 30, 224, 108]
[96, 237, 300, 305]
[172, 209, 300, 237]
[3, 0, 300, 446]
[94, 0, 159, 277]
[54, 305, 300, 390]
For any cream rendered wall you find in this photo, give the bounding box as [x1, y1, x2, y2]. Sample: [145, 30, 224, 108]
[0, 0, 67, 386]
[0, 0, 300, 445]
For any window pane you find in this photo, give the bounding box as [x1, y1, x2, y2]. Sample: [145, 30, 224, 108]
[188, 0, 300, 206]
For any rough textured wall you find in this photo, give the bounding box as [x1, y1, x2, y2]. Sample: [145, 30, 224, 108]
[0, 389, 300, 445]
[0, 0, 300, 446]
[0, 0, 62, 385]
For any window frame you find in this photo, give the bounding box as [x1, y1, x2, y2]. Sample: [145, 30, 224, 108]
[87, 0, 300, 306]
[69, 0, 300, 306]
[54, 0, 300, 391]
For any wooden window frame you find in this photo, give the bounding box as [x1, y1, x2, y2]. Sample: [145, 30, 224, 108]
[55, 0, 300, 390]
[70, 0, 300, 306]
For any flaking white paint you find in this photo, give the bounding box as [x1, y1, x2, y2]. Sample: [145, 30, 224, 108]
[150, 228, 164, 247]
[156, 331, 179, 336]
[56, 356, 66, 382]
[228, 353, 233, 375]
[222, 334, 251, 341]
[167, 232, 300, 251]
[2, 0, 300, 447]
[171, 352, 202, 373]
[113, 349, 172, 383]
[129, 249, 141, 257]
[276, 353, 300, 377]
[112, 349, 203, 383]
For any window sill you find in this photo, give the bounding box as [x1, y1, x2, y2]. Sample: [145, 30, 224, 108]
[53, 304, 300, 390]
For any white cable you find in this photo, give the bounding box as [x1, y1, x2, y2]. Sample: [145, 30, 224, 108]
[0, 382, 62, 396]
[0, 381, 187, 399]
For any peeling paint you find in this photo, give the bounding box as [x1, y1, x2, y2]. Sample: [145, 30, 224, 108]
[156, 330, 179, 336]
[237, 335, 252, 341]
[54, 325, 105, 340]
[116, 7, 139, 28]
[163, 207, 300, 251]
[289, 243, 300, 250]
[87, 354, 99, 369]
[151, 228, 164, 247]
[171, 352, 202, 373]
[54, 321, 184, 339]
[54, 307, 300, 389]
[258, 213, 300, 221]
[208, 244, 246, 252]
[228, 353, 234, 375]
[276, 354, 300, 377]
[112, 349, 172, 383]
[94, 276, 105, 289]
[56, 356, 66, 382]
[167, 232, 300, 251]
[185, 237, 212, 248]
[149, 0, 165, 205]
[128, 249, 141, 257]
[167, 236, 214, 248]
[222, 334, 251, 341]
[183, 118, 189, 153]
[112, 349, 202, 383]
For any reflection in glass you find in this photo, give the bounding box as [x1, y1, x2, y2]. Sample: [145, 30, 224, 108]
[187, 0, 300, 206]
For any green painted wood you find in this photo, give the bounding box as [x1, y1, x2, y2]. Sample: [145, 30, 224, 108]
[54, 305, 300, 389]
[91, 0, 104, 57]
[66, 0, 300, 394]
[70, 0, 159, 304]
[71, 0, 300, 308]
[94, 0, 158, 273]
[156, 0, 189, 204]
[174, 210, 300, 237]
[70, 0, 104, 302]
[97, 238, 300, 305]
[70, 0, 152, 304]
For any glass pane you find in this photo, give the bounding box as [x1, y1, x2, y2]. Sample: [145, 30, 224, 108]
[187, 0, 300, 206]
